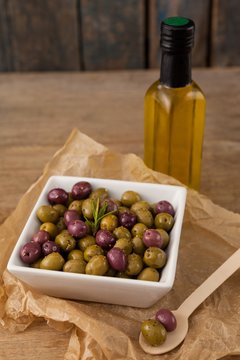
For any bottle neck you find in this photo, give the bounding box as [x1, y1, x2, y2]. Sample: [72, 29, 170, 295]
[160, 50, 192, 88]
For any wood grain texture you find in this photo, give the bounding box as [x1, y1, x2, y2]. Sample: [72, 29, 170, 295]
[0, 319, 71, 360]
[211, 0, 240, 66]
[0, 69, 239, 226]
[0, 0, 13, 70]
[80, 0, 146, 70]
[5, 0, 80, 71]
[148, 0, 211, 68]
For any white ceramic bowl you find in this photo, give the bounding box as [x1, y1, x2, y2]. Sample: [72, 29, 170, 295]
[7, 176, 186, 308]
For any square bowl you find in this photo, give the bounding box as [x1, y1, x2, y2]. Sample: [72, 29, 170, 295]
[7, 176, 186, 308]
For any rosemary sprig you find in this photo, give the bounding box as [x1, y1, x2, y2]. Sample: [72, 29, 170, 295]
[84, 198, 114, 235]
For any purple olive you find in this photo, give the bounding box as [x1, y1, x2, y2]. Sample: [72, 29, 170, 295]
[118, 211, 137, 229]
[107, 247, 128, 272]
[67, 219, 88, 238]
[95, 229, 116, 250]
[155, 308, 177, 332]
[64, 210, 80, 226]
[42, 240, 61, 256]
[155, 201, 175, 217]
[31, 230, 51, 245]
[20, 242, 42, 264]
[71, 181, 92, 200]
[47, 188, 69, 206]
[143, 229, 163, 248]
[101, 198, 118, 213]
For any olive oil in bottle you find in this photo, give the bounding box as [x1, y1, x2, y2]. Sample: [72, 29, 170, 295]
[144, 17, 206, 190]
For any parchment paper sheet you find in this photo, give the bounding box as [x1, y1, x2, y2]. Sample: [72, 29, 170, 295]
[0, 129, 239, 360]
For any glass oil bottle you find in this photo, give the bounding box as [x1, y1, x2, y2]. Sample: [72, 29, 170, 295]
[144, 17, 206, 190]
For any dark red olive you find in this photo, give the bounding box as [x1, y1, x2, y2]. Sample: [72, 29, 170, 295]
[20, 242, 42, 264]
[64, 210, 80, 226]
[42, 240, 61, 256]
[155, 201, 175, 217]
[71, 181, 92, 200]
[107, 247, 128, 272]
[143, 229, 163, 248]
[67, 219, 88, 238]
[95, 229, 116, 250]
[155, 308, 177, 332]
[118, 211, 137, 229]
[31, 230, 51, 245]
[47, 188, 69, 206]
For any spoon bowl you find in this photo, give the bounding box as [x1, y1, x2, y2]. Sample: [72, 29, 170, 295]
[139, 248, 240, 355]
[139, 311, 188, 354]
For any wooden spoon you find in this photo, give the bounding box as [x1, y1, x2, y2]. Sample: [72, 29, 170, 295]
[139, 248, 240, 355]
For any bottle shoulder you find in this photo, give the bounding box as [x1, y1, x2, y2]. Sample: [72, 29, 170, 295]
[145, 80, 206, 102]
[191, 80, 206, 99]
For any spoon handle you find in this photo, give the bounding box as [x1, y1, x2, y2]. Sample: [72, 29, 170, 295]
[178, 248, 240, 317]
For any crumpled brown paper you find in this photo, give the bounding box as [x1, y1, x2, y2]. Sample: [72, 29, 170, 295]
[0, 129, 240, 360]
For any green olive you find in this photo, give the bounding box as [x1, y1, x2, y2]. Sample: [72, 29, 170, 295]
[126, 253, 143, 276]
[143, 247, 167, 269]
[155, 228, 170, 249]
[84, 244, 104, 262]
[55, 230, 76, 252]
[137, 267, 160, 282]
[67, 192, 74, 206]
[132, 236, 146, 255]
[81, 198, 94, 220]
[63, 259, 86, 273]
[37, 205, 59, 223]
[40, 222, 59, 239]
[118, 206, 131, 214]
[113, 226, 132, 240]
[89, 188, 109, 202]
[141, 319, 167, 346]
[130, 200, 150, 213]
[135, 208, 154, 228]
[131, 223, 148, 238]
[53, 204, 67, 217]
[116, 272, 131, 279]
[40, 252, 65, 271]
[114, 238, 133, 255]
[68, 200, 83, 216]
[149, 203, 157, 215]
[67, 249, 84, 261]
[121, 190, 141, 207]
[31, 258, 43, 269]
[85, 255, 109, 276]
[78, 235, 96, 251]
[100, 214, 118, 232]
[154, 213, 174, 232]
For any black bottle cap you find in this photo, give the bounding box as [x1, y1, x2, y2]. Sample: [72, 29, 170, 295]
[160, 17, 195, 52]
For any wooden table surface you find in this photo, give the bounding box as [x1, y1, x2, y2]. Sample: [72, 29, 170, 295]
[0, 68, 240, 359]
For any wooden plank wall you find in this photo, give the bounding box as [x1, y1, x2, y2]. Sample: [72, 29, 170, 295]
[0, 0, 239, 71]
[211, 0, 240, 66]
[1, 0, 80, 71]
[80, 0, 145, 70]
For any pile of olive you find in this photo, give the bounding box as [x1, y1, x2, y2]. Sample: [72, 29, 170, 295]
[141, 309, 177, 346]
[19, 180, 175, 281]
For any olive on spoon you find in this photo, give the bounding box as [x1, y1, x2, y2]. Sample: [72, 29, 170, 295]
[139, 248, 240, 355]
